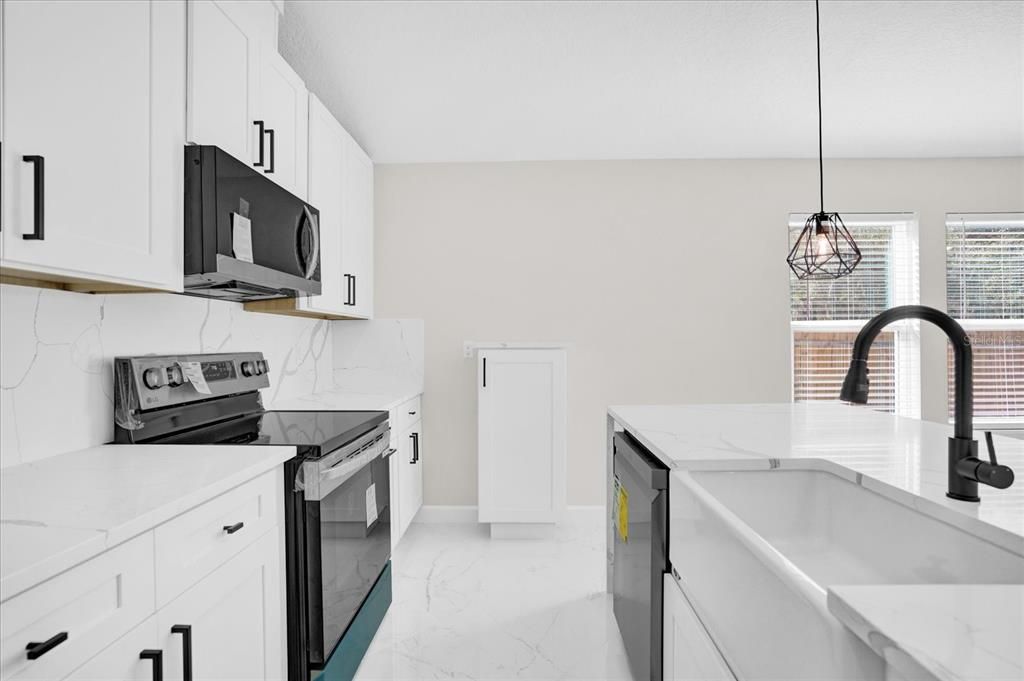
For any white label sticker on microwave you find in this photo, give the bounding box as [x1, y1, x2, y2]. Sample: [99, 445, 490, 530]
[178, 361, 211, 395]
[366, 483, 378, 527]
[232, 212, 254, 263]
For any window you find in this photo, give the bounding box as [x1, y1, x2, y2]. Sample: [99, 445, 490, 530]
[946, 214, 1024, 426]
[790, 214, 920, 416]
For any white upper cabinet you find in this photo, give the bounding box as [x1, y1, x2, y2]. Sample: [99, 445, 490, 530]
[187, 0, 307, 199]
[246, 96, 374, 319]
[1, 0, 185, 291]
[186, 0, 259, 166]
[294, 94, 346, 316]
[258, 50, 308, 199]
[340, 130, 375, 319]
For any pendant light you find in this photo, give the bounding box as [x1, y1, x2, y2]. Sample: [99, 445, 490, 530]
[786, 0, 861, 280]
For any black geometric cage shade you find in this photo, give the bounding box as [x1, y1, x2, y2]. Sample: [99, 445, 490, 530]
[787, 212, 862, 280]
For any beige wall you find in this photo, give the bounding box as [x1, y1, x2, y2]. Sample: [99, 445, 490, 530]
[373, 158, 1024, 506]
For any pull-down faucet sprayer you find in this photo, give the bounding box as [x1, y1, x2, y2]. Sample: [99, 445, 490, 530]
[840, 305, 1014, 502]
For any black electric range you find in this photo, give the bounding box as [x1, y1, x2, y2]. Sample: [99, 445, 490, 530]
[113, 352, 394, 681]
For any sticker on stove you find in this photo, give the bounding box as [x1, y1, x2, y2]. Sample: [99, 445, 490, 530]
[178, 361, 211, 395]
[366, 483, 378, 527]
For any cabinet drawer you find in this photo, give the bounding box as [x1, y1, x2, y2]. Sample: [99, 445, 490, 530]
[154, 469, 281, 607]
[0, 533, 155, 681]
[395, 395, 422, 433]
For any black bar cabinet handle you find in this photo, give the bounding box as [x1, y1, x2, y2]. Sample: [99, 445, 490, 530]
[344, 274, 354, 306]
[139, 649, 163, 681]
[264, 129, 275, 174]
[26, 631, 67, 659]
[482, 357, 487, 387]
[171, 625, 193, 681]
[352, 274, 357, 306]
[411, 432, 420, 463]
[22, 155, 44, 240]
[222, 522, 244, 534]
[253, 121, 265, 167]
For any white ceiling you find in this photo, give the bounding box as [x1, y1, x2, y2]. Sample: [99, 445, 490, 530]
[279, 0, 1024, 164]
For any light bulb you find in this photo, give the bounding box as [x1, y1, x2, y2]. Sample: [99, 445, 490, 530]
[813, 229, 834, 263]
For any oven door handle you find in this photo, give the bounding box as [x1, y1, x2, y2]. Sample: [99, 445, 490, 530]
[382, 447, 396, 460]
[307, 447, 387, 501]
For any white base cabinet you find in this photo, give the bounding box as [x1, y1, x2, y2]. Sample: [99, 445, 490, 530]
[1, 0, 186, 291]
[1, 470, 286, 681]
[477, 349, 567, 531]
[157, 532, 284, 681]
[391, 395, 424, 546]
[663, 574, 735, 681]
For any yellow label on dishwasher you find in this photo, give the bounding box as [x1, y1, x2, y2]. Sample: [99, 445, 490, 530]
[617, 483, 628, 543]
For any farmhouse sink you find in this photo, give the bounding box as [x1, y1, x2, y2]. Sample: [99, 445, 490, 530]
[670, 467, 1024, 681]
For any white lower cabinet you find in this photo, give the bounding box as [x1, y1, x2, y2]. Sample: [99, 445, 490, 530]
[477, 349, 567, 527]
[397, 419, 424, 539]
[663, 574, 734, 681]
[1, 470, 286, 681]
[0, 535, 155, 681]
[157, 531, 285, 681]
[391, 395, 424, 545]
[65, 617, 160, 681]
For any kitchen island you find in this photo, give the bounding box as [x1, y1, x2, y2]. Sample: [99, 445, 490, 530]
[606, 403, 1024, 681]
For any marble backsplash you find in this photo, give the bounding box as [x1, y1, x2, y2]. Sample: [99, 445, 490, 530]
[332, 318, 424, 396]
[0, 284, 332, 468]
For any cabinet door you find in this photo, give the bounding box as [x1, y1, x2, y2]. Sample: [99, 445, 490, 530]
[663, 574, 735, 681]
[157, 531, 286, 681]
[478, 349, 567, 523]
[65, 617, 160, 681]
[340, 132, 374, 319]
[258, 49, 308, 199]
[2, 0, 184, 290]
[186, 0, 259, 165]
[397, 425, 423, 538]
[298, 94, 346, 316]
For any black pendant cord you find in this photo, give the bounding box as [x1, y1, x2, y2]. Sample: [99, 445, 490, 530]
[816, 0, 824, 215]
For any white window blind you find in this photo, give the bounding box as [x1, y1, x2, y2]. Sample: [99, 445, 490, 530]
[946, 214, 1024, 425]
[790, 214, 920, 417]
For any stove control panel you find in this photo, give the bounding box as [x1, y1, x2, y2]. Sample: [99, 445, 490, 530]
[115, 352, 270, 411]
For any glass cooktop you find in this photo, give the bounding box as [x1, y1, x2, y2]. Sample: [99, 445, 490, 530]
[158, 409, 387, 456]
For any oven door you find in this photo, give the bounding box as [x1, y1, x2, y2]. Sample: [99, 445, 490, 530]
[303, 439, 392, 669]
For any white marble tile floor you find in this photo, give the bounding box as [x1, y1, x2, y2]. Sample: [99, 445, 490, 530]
[355, 516, 632, 681]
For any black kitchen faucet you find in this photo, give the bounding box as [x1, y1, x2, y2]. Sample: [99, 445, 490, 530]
[840, 305, 1015, 502]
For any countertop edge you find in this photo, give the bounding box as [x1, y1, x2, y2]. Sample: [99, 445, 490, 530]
[0, 446, 295, 602]
[826, 589, 948, 681]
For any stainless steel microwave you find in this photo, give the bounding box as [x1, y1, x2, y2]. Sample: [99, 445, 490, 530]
[183, 145, 321, 302]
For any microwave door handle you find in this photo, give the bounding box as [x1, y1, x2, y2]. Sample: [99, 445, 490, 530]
[302, 206, 320, 280]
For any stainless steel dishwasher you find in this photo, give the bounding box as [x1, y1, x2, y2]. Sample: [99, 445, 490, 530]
[612, 432, 669, 681]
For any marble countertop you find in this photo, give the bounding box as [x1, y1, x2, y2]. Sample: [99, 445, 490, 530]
[267, 386, 423, 412]
[608, 402, 1024, 681]
[608, 403, 1024, 548]
[827, 585, 1023, 681]
[0, 443, 294, 601]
